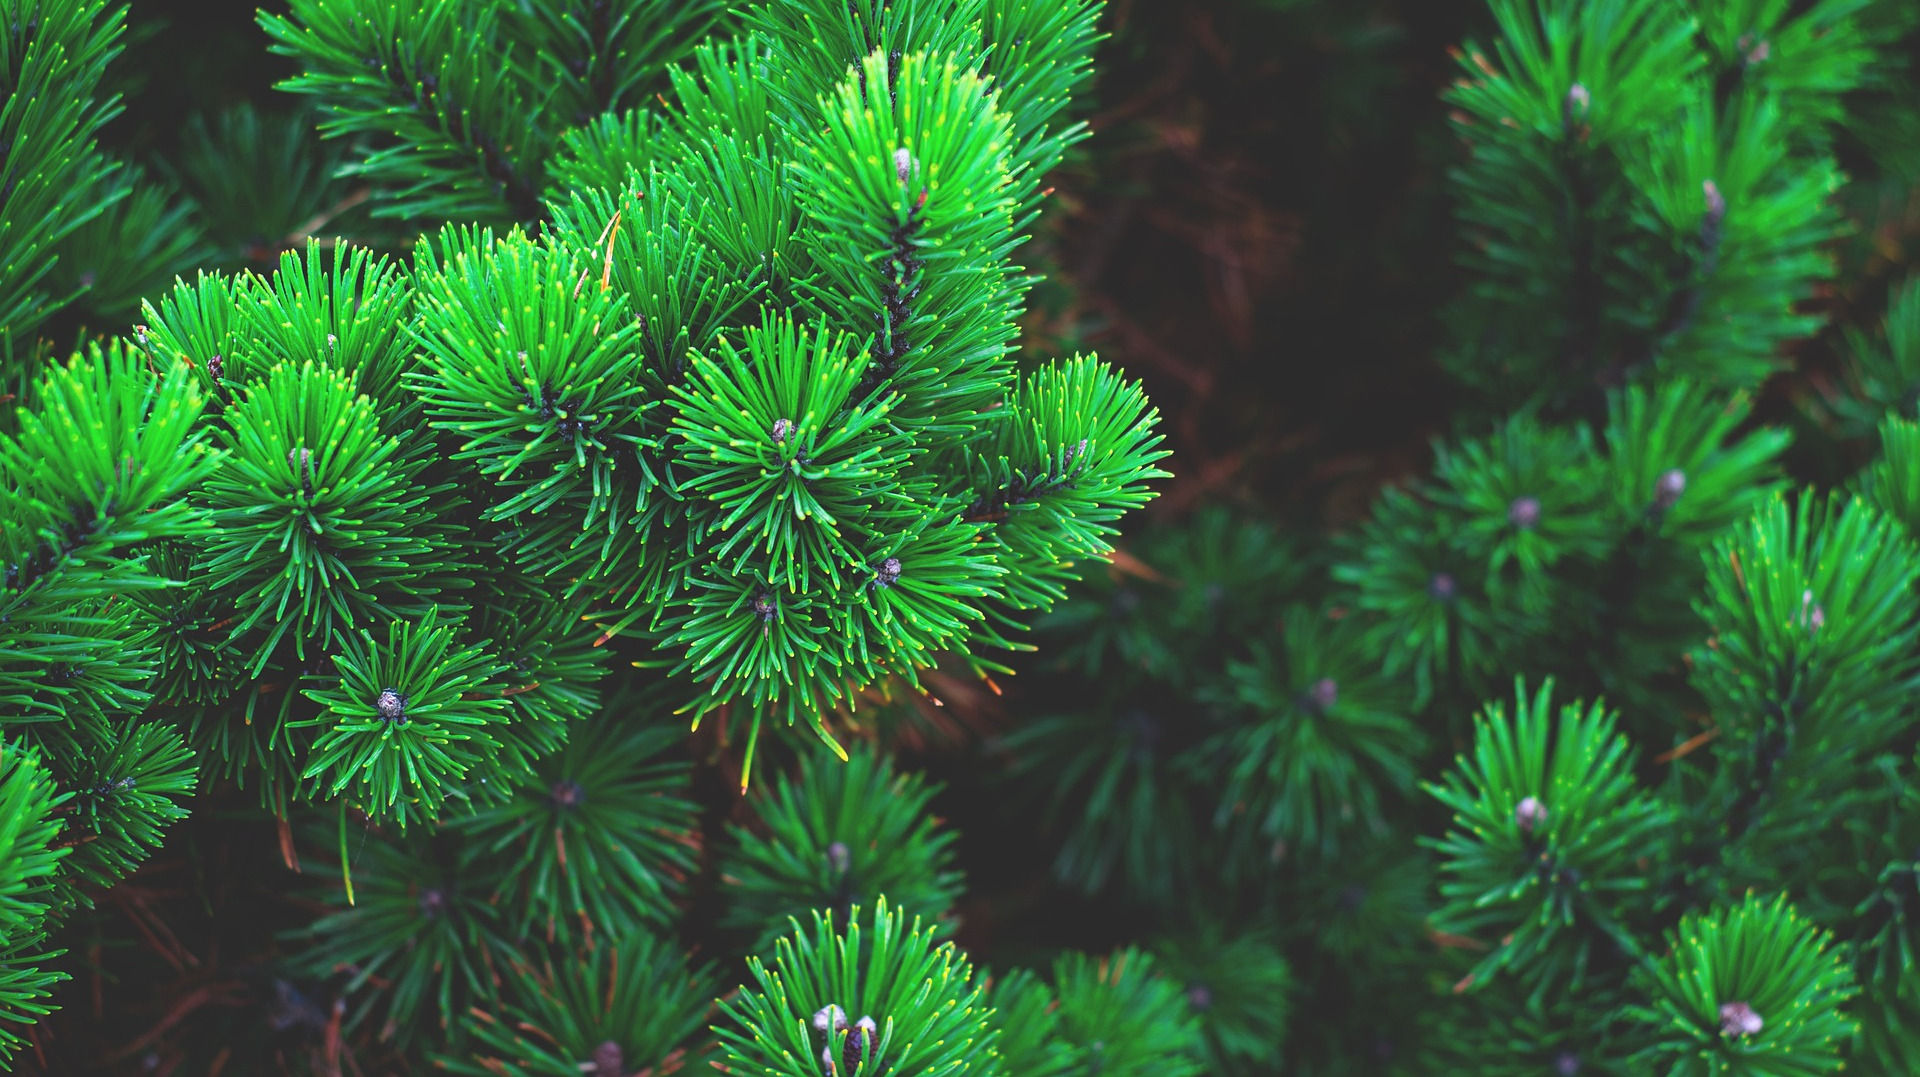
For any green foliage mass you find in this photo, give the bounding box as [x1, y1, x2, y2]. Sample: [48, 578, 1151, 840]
[0, 0, 1174, 1066]
[6, 0, 1920, 1072]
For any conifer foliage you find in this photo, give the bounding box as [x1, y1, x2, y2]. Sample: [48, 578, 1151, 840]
[0, 0, 1178, 1067]
[0, 0, 137, 368]
[7, 0, 1920, 1072]
[124, 0, 1162, 816]
[994, 0, 1920, 1071]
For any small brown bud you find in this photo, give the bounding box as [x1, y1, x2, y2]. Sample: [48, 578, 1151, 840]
[1508, 496, 1541, 530]
[1306, 677, 1338, 713]
[1719, 1000, 1762, 1037]
[1515, 796, 1547, 833]
[550, 779, 585, 810]
[1703, 180, 1726, 226]
[1654, 468, 1686, 510]
[590, 1041, 625, 1076]
[843, 1016, 877, 1074]
[375, 687, 408, 724]
[291, 447, 315, 494]
[1801, 589, 1825, 632]
[1563, 83, 1591, 127]
[772, 417, 794, 445]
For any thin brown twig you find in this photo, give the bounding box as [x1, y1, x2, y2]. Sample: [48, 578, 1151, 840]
[104, 982, 244, 1063]
[285, 186, 373, 247]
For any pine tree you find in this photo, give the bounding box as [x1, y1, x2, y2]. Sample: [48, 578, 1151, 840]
[993, 0, 1920, 1071]
[8, 0, 1920, 1071]
[0, 0, 1186, 1067]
